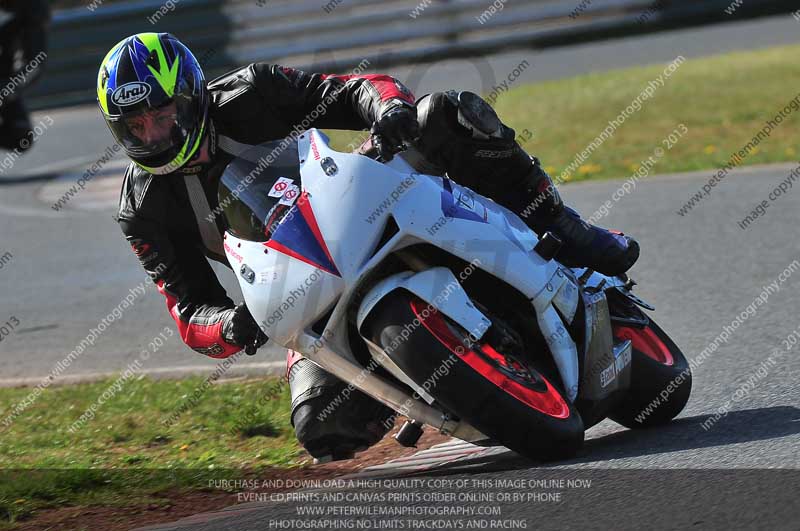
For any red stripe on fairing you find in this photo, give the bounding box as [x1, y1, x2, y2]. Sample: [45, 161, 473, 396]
[264, 239, 338, 276]
[614, 325, 674, 366]
[296, 192, 338, 272]
[319, 73, 416, 104]
[156, 280, 241, 359]
[409, 301, 570, 419]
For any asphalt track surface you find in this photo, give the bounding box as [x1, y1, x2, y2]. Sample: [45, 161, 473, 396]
[1, 12, 799, 531]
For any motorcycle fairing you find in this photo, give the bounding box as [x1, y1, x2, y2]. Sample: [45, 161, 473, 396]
[355, 268, 492, 343]
[223, 130, 623, 408]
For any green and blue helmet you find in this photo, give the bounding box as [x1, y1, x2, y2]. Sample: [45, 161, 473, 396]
[97, 33, 208, 175]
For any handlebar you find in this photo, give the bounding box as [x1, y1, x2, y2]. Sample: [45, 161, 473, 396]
[354, 135, 383, 161]
[354, 134, 414, 163]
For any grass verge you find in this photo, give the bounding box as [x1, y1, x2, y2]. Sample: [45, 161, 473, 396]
[0, 376, 298, 526]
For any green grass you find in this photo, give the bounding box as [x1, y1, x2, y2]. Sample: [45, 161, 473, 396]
[327, 43, 800, 182]
[0, 376, 298, 525]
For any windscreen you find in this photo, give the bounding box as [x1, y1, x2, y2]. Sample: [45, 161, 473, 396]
[218, 138, 301, 242]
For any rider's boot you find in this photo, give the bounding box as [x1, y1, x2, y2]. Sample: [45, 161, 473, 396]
[509, 158, 640, 276]
[286, 350, 394, 463]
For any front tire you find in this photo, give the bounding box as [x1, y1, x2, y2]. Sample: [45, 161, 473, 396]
[609, 318, 692, 428]
[362, 290, 584, 461]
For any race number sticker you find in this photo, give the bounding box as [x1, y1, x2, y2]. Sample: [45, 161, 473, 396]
[268, 177, 295, 198]
[279, 185, 300, 206]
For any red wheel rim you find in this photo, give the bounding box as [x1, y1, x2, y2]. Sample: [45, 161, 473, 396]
[410, 300, 570, 419]
[613, 325, 674, 366]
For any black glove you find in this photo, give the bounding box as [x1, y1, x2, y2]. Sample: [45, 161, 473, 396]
[370, 102, 420, 161]
[222, 303, 269, 354]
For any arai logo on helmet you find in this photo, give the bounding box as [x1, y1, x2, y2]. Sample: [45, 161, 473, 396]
[111, 82, 152, 106]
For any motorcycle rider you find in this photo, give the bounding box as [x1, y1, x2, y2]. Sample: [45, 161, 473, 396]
[0, 0, 50, 152]
[100, 33, 638, 461]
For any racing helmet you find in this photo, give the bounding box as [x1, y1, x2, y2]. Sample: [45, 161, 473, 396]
[96, 32, 208, 175]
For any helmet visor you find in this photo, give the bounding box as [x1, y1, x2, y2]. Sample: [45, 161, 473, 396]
[106, 93, 200, 169]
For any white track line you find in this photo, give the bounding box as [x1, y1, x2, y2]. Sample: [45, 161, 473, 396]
[0, 361, 285, 388]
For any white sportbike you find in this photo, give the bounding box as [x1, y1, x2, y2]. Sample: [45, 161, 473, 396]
[219, 129, 691, 460]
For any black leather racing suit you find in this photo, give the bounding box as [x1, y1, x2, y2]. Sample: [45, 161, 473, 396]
[0, 0, 49, 152]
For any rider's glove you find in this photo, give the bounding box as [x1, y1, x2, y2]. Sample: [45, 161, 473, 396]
[222, 303, 269, 354]
[371, 100, 420, 161]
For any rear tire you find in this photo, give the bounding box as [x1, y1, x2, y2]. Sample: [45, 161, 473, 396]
[609, 318, 692, 428]
[362, 290, 584, 461]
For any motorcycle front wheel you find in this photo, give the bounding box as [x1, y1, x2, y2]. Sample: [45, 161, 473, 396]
[361, 290, 584, 461]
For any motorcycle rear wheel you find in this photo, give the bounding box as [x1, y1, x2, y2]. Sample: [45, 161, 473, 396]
[609, 318, 692, 428]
